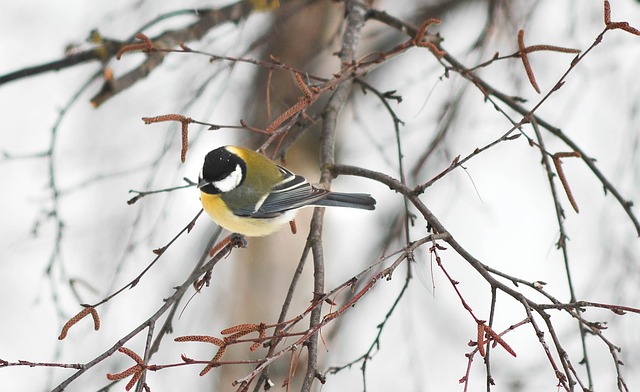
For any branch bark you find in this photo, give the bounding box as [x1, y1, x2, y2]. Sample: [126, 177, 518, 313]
[301, 1, 366, 391]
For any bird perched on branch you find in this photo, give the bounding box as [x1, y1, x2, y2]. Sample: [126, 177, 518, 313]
[198, 145, 376, 236]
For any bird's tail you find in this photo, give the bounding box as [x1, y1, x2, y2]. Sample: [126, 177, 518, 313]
[314, 192, 376, 210]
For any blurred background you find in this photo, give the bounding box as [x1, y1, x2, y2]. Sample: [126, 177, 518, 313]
[1, 0, 639, 391]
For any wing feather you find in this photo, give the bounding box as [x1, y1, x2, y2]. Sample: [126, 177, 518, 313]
[247, 165, 328, 218]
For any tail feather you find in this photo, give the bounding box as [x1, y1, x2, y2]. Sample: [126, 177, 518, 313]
[314, 192, 376, 210]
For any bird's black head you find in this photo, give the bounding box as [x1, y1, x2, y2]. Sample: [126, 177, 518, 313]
[198, 146, 247, 194]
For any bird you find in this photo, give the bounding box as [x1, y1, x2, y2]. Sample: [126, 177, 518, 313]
[197, 145, 376, 236]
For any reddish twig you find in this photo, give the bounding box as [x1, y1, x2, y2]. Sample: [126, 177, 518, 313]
[517, 29, 541, 93]
[116, 33, 157, 60]
[604, 0, 640, 35]
[142, 114, 191, 162]
[106, 347, 148, 391]
[460, 318, 529, 391]
[58, 306, 100, 340]
[412, 18, 445, 58]
[552, 151, 582, 213]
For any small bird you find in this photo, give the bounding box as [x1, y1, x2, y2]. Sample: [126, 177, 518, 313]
[197, 146, 376, 236]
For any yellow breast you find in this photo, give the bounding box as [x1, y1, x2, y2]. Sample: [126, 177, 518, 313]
[200, 192, 295, 236]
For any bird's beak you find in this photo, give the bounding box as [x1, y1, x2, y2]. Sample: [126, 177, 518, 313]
[197, 177, 210, 189]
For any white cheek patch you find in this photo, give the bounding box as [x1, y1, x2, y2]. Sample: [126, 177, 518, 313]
[212, 164, 243, 192]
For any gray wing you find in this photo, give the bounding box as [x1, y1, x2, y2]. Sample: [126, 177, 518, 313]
[250, 166, 328, 218]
